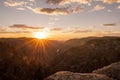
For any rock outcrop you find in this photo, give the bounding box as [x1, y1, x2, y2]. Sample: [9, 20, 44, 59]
[93, 62, 120, 80]
[45, 71, 113, 80]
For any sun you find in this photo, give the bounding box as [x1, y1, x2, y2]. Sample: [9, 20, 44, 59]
[34, 32, 48, 39]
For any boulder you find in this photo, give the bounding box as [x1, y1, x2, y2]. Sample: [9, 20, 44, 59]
[93, 62, 120, 80]
[45, 71, 113, 80]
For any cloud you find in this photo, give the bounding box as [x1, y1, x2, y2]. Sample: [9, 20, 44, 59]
[98, 31, 120, 37]
[50, 28, 62, 31]
[74, 30, 92, 33]
[74, 0, 90, 4]
[0, 24, 43, 34]
[103, 23, 116, 27]
[3, 0, 35, 11]
[9, 24, 44, 29]
[93, 5, 105, 11]
[63, 27, 93, 33]
[118, 5, 120, 9]
[107, 9, 112, 12]
[50, 17, 60, 21]
[103, 0, 120, 4]
[49, 22, 55, 25]
[71, 5, 83, 13]
[27, 6, 70, 15]
[109, 32, 120, 36]
[4, 1, 26, 7]
[46, 0, 69, 5]
[27, 5, 83, 15]
[29, 0, 35, 2]
[16, 7, 25, 10]
[0, 31, 31, 34]
[0, 28, 5, 32]
[46, 0, 90, 5]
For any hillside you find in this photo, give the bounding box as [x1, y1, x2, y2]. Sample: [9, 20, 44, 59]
[0, 38, 63, 80]
[53, 37, 120, 73]
[0, 37, 120, 80]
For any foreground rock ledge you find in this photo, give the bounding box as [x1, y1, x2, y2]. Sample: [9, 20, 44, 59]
[93, 62, 120, 80]
[44, 71, 113, 80]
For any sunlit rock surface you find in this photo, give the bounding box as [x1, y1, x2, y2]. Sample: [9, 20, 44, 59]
[45, 71, 113, 80]
[93, 62, 120, 80]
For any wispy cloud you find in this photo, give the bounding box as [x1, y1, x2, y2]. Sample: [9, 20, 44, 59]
[46, 0, 120, 5]
[46, 0, 90, 5]
[74, 30, 92, 33]
[62, 27, 93, 33]
[103, 23, 116, 27]
[16, 7, 25, 10]
[48, 22, 55, 25]
[3, 0, 35, 11]
[103, 0, 120, 4]
[0, 28, 5, 32]
[29, 0, 35, 2]
[50, 17, 60, 21]
[97, 31, 120, 37]
[0, 31, 31, 34]
[4, 1, 26, 7]
[0, 24, 44, 34]
[107, 9, 112, 12]
[50, 28, 63, 31]
[9, 24, 44, 29]
[118, 5, 120, 9]
[93, 5, 105, 11]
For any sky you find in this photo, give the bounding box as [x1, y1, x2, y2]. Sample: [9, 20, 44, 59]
[0, 0, 120, 40]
